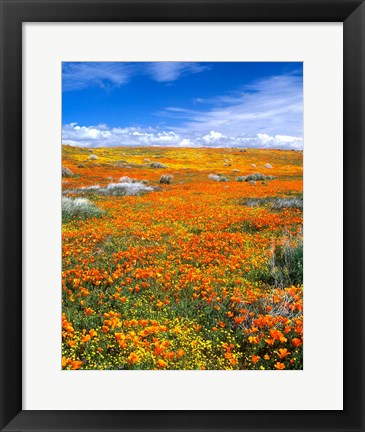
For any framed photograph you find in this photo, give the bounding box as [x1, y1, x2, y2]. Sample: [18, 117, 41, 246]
[0, 0, 364, 431]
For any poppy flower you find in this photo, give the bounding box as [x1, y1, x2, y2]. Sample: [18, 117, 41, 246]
[292, 338, 302, 347]
[276, 348, 291, 359]
[274, 362, 285, 370]
[157, 359, 167, 368]
[252, 355, 260, 364]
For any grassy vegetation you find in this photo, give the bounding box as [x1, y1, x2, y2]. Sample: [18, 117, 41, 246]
[62, 197, 104, 221]
[62, 146, 303, 370]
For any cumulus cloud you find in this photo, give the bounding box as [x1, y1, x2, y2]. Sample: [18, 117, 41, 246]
[62, 122, 303, 149]
[62, 123, 180, 147]
[202, 131, 226, 143]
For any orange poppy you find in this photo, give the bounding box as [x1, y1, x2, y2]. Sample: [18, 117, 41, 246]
[274, 362, 285, 370]
[252, 355, 260, 364]
[292, 338, 302, 347]
[127, 352, 140, 364]
[157, 359, 167, 368]
[276, 348, 291, 359]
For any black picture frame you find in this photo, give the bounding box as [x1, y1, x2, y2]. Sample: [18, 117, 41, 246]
[1, 1, 364, 431]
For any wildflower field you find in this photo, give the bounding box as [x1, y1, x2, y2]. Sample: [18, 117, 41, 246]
[62, 145, 303, 370]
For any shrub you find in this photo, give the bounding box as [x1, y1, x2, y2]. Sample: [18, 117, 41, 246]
[104, 182, 154, 196]
[271, 197, 303, 210]
[150, 162, 167, 168]
[62, 166, 74, 177]
[253, 173, 266, 181]
[240, 196, 302, 210]
[237, 173, 274, 183]
[159, 175, 173, 184]
[209, 174, 229, 182]
[245, 174, 257, 182]
[77, 164, 85, 168]
[62, 197, 103, 221]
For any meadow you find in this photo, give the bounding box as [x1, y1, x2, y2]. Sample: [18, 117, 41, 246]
[62, 145, 303, 370]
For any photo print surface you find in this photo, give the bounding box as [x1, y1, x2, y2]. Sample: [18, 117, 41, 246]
[62, 62, 303, 370]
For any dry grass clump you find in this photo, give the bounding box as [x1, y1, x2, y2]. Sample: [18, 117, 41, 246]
[105, 182, 154, 196]
[241, 196, 303, 210]
[159, 175, 173, 184]
[64, 180, 154, 197]
[62, 166, 74, 177]
[271, 197, 303, 210]
[119, 176, 134, 183]
[265, 163, 273, 169]
[266, 239, 303, 287]
[89, 154, 98, 160]
[62, 197, 103, 221]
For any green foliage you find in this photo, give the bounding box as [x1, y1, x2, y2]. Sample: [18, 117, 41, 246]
[267, 240, 303, 287]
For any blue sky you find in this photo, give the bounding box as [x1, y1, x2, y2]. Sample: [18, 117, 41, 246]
[62, 62, 303, 149]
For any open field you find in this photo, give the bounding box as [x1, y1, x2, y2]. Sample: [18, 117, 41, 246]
[62, 145, 303, 370]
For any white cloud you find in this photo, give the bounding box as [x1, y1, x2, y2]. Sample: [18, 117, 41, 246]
[167, 74, 303, 139]
[62, 122, 303, 149]
[63, 62, 208, 91]
[62, 71, 303, 149]
[202, 131, 226, 143]
[179, 138, 193, 147]
[62, 63, 133, 91]
[146, 62, 207, 82]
